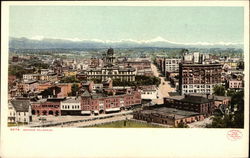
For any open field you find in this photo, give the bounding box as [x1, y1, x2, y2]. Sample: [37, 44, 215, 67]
[89, 120, 164, 128]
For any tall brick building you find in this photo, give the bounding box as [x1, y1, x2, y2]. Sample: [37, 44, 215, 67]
[164, 94, 215, 116]
[179, 63, 222, 95]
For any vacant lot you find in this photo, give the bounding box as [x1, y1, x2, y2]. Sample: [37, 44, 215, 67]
[90, 120, 164, 128]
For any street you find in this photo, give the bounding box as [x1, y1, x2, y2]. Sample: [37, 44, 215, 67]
[151, 63, 176, 104]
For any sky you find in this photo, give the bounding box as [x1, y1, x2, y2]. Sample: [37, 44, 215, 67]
[9, 6, 244, 44]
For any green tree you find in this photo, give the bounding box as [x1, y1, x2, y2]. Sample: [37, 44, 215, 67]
[71, 84, 79, 96]
[90, 78, 102, 83]
[213, 85, 226, 96]
[9, 65, 34, 79]
[176, 122, 188, 128]
[207, 90, 244, 128]
[60, 76, 79, 83]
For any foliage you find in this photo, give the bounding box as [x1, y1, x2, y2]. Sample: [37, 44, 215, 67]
[176, 122, 189, 128]
[112, 79, 136, 87]
[207, 90, 244, 128]
[40, 86, 61, 98]
[206, 115, 234, 128]
[231, 90, 244, 112]
[112, 75, 161, 87]
[213, 85, 226, 96]
[60, 76, 79, 83]
[70, 84, 79, 96]
[29, 61, 49, 69]
[9, 65, 34, 79]
[8, 122, 28, 127]
[226, 89, 236, 97]
[135, 75, 161, 87]
[237, 61, 244, 70]
[90, 78, 102, 84]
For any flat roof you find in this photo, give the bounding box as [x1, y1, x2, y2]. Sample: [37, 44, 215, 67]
[139, 107, 200, 120]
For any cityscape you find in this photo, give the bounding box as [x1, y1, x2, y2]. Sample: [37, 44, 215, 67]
[7, 6, 244, 128]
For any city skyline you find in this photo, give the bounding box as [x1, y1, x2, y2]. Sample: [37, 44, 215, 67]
[9, 6, 244, 44]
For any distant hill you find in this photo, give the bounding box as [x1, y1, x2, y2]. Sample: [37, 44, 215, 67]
[9, 37, 243, 49]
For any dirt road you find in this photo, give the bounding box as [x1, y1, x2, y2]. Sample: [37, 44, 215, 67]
[151, 63, 176, 104]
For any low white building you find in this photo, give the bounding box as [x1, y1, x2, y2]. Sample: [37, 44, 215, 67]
[8, 100, 32, 124]
[139, 85, 159, 100]
[60, 97, 81, 115]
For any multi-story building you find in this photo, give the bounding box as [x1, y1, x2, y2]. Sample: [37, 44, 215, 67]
[86, 48, 136, 81]
[31, 98, 65, 116]
[80, 88, 141, 115]
[165, 58, 181, 72]
[228, 79, 243, 89]
[179, 63, 222, 95]
[133, 107, 204, 127]
[164, 94, 215, 116]
[8, 100, 32, 123]
[60, 97, 81, 115]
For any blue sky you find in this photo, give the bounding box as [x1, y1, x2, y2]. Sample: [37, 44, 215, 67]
[9, 6, 244, 43]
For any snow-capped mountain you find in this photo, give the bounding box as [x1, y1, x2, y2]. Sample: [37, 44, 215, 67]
[9, 36, 243, 49]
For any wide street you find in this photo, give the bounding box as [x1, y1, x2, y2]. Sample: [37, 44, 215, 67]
[151, 63, 176, 104]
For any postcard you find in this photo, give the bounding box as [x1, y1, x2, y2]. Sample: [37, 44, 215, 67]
[1, 1, 249, 158]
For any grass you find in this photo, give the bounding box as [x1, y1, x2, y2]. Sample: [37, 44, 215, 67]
[8, 122, 27, 127]
[90, 120, 163, 128]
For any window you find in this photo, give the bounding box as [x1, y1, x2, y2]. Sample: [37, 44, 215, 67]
[24, 118, 26, 122]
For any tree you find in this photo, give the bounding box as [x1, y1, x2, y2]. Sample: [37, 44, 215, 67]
[40, 86, 61, 98]
[60, 76, 79, 83]
[207, 90, 244, 128]
[90, 78, 102, 84]
[176, 122, 188, 128]
[213, 85, 226, 96]
[9, 65, 34, 79]
[71, 84, 79, 96]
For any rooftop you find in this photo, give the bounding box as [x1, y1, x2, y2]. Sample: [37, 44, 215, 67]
[62, 97, 81, 103]
[139, 107, 200, 120]
[10, 100, 31, 112]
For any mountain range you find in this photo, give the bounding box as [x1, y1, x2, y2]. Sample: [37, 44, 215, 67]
[9, 36, 243, 49]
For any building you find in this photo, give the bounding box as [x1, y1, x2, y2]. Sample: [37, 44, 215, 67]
[60, 97, 81, 115]
[8, 100, 32, 123]
[86, 48, 136, 81]
[18, 80, 38, 93]
[31, 98, 65, 116]
[139, 85, 159, 100]
[179, 63, 222, 95]
[164, 94, 215, 116]
[228, 79, 243, 89]
[80, 88, 141, 115]
[165, 58, 181, 72]
[133, 107, 204, 126]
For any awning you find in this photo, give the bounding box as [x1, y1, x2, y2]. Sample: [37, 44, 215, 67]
[81, 111, 91, 114]
[105, 108, 120, 112]
[94, 110, 99, 114]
